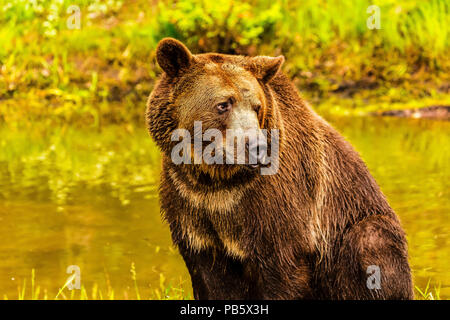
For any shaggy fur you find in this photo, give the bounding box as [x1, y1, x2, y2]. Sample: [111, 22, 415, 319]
[146, 38, 413, 300]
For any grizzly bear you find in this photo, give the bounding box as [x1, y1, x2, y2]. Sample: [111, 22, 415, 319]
[146, 38, 414, 300]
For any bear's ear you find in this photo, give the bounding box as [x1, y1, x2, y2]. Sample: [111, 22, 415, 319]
[248, 56, 284, 83]
[156, 38, 193, 77]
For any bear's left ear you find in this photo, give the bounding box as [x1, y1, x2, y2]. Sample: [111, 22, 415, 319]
[248, 55, 284, 83]
[156, 38, 193, 77]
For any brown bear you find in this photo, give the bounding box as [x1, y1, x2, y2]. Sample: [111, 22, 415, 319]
[146, 38, 414, 300]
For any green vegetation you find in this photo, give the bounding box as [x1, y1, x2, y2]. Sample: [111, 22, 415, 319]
[1, 0, 449, 126]
[5, 267, 192, 300]
[415, 280, 441, 300]
[3, 268, 442, 300]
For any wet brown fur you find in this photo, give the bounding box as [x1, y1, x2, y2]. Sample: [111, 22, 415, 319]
[146, 38, 413, 300]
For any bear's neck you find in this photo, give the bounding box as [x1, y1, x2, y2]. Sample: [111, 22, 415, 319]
[164, 161, 259, 213]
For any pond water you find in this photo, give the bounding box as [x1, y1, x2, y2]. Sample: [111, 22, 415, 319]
[0, 115, 448, 299]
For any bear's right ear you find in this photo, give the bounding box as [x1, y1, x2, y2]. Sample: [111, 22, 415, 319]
[247, 55, 284, 83]
[156, 38, 193, 77]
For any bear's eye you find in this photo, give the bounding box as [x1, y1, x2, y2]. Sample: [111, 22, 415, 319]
[216, 98, 233, 114]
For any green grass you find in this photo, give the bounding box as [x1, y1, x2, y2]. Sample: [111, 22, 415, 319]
[415, 279, 442, 300]
[7, 266, 192, 300]
[0, 0, 449, 126]
[5, 268, 440, 300]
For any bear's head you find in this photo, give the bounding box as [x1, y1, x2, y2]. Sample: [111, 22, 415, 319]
[147, 38, 284, 183]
